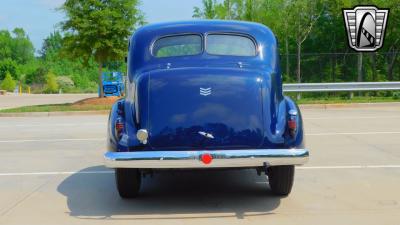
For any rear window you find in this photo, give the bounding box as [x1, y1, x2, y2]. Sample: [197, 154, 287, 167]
[206, 34, 256, 56]
[153, 35, 202, 58]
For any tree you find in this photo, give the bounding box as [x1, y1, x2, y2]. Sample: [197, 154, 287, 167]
[0, 30, 13, 60]
[378, 0, 400, 81]
[38, 31, 99, 91]
[286, 0, 322, 85]
[193, 0, 218, 18]
[11, 28, 35, 64]
[193, 0, 263, 20]
[0, 28, 35, 82]
[1, 72, 16, 92]
[192, 0, 322, 85]
[259, 0, 292, 78]
[0, 58, 18, 80]
[40, 31, 63, 59]
[60, 0, 145, 97]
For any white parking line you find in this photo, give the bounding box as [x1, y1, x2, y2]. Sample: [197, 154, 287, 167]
[298, 165, 400, 169]
[307, 131, 400, 136]
[304, 116, 400, 120]
[1, 165, 400, 176]
[0, 138, 105, 143]
[0, 171, 114, 176]
[0, 123, 104, 128]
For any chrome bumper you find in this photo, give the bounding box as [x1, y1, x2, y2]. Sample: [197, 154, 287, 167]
[104, 149, 309, 169]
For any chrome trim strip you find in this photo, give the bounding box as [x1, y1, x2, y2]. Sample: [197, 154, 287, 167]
[104, 149, 309, 169]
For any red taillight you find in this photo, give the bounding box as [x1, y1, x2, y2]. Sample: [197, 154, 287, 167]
[116, 122, 124, 131]
[288, 119, 296, 130]
[201, 153, 213, 165]
[288, 119, 297, 138]
[288, 110, 298, 138]
[116, 118, 124, 137]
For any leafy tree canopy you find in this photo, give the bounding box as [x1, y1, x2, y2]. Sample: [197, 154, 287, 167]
[193, 0, 400, 85]
[60, 0, 145, 64]
[59, 0, 145, 97]
[0, 28, 35, 80]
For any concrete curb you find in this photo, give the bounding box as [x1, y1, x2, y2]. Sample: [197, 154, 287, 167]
[0, 110, 110, 117]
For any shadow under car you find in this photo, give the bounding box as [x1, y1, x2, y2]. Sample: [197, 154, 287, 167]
[57, 166, 283, 220]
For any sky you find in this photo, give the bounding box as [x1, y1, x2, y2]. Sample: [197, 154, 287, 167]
[0, 0, 203, 51]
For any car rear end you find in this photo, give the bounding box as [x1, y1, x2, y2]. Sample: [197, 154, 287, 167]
[104, 21, 309, 198]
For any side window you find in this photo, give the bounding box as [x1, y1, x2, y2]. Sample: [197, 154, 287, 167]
[152, 35, 202, 58]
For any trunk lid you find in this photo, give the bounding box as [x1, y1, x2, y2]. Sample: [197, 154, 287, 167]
[142, 67, 266, 150]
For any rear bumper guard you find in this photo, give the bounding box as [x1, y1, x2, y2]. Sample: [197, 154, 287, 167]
[104, 149, 309, 169]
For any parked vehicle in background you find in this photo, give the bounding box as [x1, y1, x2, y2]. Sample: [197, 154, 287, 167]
[104, 20, 309, 198]
[99, 72, 125, 97]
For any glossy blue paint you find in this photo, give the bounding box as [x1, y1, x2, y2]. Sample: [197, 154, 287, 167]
[108, 20, 304, 152]
[147, 67, 264, 149]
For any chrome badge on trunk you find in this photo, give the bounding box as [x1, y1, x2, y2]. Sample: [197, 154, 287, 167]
[199, 87, 212, 96]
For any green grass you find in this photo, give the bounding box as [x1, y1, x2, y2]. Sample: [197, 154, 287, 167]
[0, 96, 399, 113]
[0, 103, 111, 113]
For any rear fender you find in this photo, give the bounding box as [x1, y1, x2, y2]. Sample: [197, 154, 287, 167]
[284, 96, 305, 148]
[107, 99, 140, 152]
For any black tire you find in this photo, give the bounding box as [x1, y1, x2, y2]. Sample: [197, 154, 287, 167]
[267, 165, 295, 196]
[115, 168, 141, 198]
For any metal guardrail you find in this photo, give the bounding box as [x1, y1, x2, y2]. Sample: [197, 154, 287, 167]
[283, 82, 400, 92]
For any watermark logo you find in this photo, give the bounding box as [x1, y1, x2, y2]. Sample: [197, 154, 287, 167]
[343, 6, 389, 52]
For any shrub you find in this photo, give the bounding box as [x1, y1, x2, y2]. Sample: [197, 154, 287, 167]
[44, 72, 59, 93]
[71, 73, 93, 89]
[393, 92, 400, 100]
[56, 76, 75, 90]
[0, 72, 16, 91]
[25, 66, 48, 84]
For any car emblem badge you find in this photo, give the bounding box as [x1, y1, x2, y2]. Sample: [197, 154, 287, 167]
[199, 87, 211, 96]
[343, 6, 389, 52]
[198, 131, 214, 139]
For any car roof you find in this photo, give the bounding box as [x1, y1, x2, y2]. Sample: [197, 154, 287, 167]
[132, 20, 275, 42]
[128, 20, 279, 76]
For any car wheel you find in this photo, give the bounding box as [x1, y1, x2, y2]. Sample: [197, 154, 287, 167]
[115, 168, 141, 198]
[267, 165, 295, 196]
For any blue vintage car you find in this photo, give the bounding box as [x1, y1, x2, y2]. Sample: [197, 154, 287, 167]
[104, 20, 309, 198]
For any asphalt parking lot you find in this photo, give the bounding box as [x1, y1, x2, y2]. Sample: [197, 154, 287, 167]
[0, 103, 399, 225]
